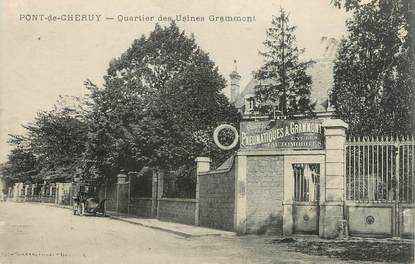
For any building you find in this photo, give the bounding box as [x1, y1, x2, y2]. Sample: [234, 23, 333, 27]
[194, 39, 413, 238]
[229, 38, 338, 119]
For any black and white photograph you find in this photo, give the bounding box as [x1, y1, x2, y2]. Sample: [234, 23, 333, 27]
[0, 0, 414, 263]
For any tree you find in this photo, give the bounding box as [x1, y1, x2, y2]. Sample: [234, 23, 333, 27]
[254, 8, 314, 117]
[27, 109, 87, 172]
[3, 137, 38, 183]
[331, 0, 414, 135]
[84, 22, 239, 185]
[6, 97, 88, 182]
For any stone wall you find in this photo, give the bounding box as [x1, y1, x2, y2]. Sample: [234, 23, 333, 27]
[15, 196, 26, 202]
[157, 198, 196, 225]
[198, 168, 235, 231]
[41, 196, 55, 203]
[129, 197, 153, 218]
[246, 156, 284, 235]
[25, 195, 42, 202]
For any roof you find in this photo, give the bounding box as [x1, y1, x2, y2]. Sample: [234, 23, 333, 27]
[234, 78, 259, 109]
[215, 155, 235, 171]
[200, 154, 235, 175]
[233, 58, 335, 113]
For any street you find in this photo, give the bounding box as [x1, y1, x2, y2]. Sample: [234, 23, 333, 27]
[0, 202, 395, 264]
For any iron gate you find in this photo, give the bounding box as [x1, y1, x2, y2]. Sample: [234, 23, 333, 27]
[345, 136, 415, 237]
[292, 163, 320, 234]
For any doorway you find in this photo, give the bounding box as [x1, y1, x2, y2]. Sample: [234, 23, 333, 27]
[292, 163, 320, 234]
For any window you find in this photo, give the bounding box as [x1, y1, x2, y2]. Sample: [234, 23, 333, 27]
[293, 163, 320, 202]
[244, 94, 255, 113]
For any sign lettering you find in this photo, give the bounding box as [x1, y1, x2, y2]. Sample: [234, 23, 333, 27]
[240, 119, 324, 150]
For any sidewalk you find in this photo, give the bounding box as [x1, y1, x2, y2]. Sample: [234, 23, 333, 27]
[106, 211, 235, 238]
[40, 202, 235, 238]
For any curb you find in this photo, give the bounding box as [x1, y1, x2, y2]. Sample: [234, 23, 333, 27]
[40, 202, 72, 210]
[107, 215, 234, 238]
[108, 215, 194, 238]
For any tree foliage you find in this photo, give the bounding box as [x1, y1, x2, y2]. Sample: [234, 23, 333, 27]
[331, 0, 414, 135]
[2, 141, 38, 183]
[255, 8, 314, 117]
[4, 23, 239, 196]
[5, 97, 87, 182]
[84, 22, 239, 183]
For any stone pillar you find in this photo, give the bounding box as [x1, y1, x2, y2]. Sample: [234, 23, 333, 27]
[116, 172, 127, 213]
[283, 163, 295, 236]
[55, 184, 59, 204]
[117, 173, 127, 184]
[24, 185, 29, 201]
[12, 185, 15, 201]
[152, 170, 164, 218]
[195, 157, 211, 226]
[31, 184, 35, 197]
[57, 183, 66, 204]
[320, 119, 348, 238]
[234, 154, 247, 235]
[157, 172, 164, 199]
[195, 157, 211, 175]
[13, 184, 19, 201]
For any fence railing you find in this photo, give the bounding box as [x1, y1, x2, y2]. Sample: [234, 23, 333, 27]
[345, 136, 414, 203]
[13, 195, 56, 203]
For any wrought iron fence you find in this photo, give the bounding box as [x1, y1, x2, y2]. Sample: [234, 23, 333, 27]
[345, 136, 414, 203]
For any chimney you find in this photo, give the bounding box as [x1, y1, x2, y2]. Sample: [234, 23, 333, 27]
[229, 60, 241, 103]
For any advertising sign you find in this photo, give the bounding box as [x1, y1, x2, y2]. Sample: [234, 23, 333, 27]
[240, 119, 324, 150]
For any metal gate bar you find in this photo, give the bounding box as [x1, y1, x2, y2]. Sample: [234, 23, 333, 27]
[345, 136, 415, 202]
[345, 136, 415, 237]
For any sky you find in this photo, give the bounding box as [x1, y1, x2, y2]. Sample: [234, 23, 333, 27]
[0, 0, 349, 163]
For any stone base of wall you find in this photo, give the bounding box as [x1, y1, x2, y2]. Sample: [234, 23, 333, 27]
[129, 197, 153, 218]
[157, 198, 196, 225]
[98, 182, 198, 226]
[41, 196, 55, 203]
[319, 203, 344, 238]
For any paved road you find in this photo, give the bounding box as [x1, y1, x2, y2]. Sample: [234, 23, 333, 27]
[0, 202, 371, 264]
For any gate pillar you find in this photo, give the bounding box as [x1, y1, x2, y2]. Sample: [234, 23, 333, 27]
[152, 170, 164, 218]
[116, 172, 128, 214]
[195, 157, 211, 226]
[320, 119, 348, 238]
[234, 154, 247, 235]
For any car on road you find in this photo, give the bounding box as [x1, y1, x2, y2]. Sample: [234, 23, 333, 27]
[72, 181, 106, 216]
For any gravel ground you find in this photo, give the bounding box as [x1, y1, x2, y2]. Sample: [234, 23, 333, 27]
[272, 237, 414, 263]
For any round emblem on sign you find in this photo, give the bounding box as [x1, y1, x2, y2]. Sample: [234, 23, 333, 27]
[366, 215, 375, 225]
[213, 124, 239, 150]
[303, 215, 310, 222]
